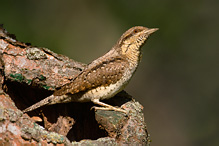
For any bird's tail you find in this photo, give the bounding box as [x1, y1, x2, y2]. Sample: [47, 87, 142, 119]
[22, 94, 73, 113]
[22, 94, 55, 113]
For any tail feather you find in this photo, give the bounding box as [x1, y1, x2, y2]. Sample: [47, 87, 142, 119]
[22, 95, 55, 113]
[22, 94, 73, 113]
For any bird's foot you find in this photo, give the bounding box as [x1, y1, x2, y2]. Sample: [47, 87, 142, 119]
[91, 98, 127, 114]
[91, 106, 127, 114]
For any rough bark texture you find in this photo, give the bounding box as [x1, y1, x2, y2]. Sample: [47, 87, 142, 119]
[0, 25, 150, 145]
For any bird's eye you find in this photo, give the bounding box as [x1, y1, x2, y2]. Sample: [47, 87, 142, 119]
[134, 29, 140, 33]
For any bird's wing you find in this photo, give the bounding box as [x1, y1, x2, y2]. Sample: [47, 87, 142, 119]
[53, 57, 128, 96]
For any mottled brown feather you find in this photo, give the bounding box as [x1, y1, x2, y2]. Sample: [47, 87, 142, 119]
[53, 56, 129, 96]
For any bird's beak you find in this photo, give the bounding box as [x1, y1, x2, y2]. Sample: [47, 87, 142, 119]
[145, 28, 159, 35]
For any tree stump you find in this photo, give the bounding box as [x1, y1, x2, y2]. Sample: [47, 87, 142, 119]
[0, 25, 150, 145]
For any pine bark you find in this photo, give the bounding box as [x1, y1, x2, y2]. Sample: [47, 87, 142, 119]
[0, 25, 150, 145]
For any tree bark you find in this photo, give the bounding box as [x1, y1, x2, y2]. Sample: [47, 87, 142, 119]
[0, 25, 150, 145]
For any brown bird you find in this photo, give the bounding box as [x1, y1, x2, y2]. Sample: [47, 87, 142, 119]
[23, 26, 158, 113]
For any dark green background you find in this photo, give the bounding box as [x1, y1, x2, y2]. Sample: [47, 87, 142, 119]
[1, 1, 218, 145]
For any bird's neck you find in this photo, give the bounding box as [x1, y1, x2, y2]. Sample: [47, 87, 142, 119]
[121, 45, 142, 68]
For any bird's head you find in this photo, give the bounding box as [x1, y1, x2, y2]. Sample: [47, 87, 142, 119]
[117, 26, 158, 57]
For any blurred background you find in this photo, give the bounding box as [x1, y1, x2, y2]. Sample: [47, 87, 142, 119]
[0, 0, 218, 145]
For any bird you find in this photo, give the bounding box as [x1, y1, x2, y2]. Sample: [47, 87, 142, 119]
[23, 26, 158, 113]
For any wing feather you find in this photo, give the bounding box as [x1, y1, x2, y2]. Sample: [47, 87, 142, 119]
[54, 57, 128, 96]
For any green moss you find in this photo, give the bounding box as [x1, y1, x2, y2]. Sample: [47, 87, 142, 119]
[39, 75, 46, 80]
[10, 73, 24, 82]
[27, 79, 32, 85]
[42, 85, 52, 90]
[10, 73, 33, 85]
